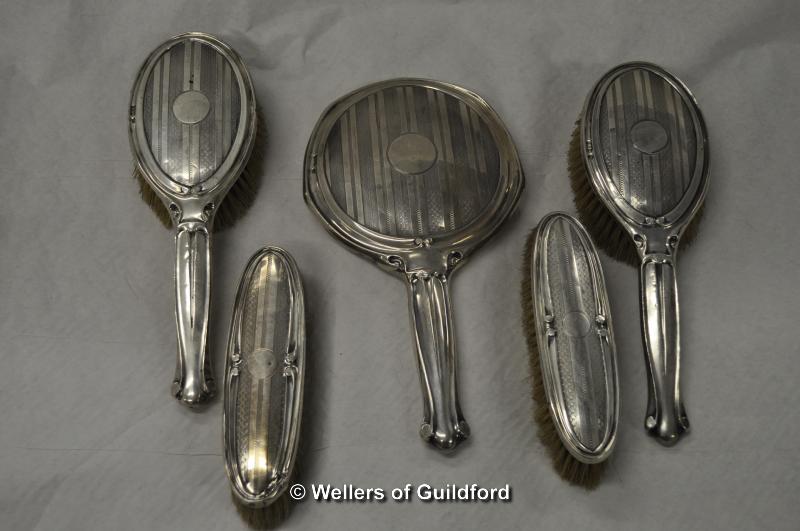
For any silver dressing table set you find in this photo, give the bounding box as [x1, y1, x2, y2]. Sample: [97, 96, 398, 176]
[128, 32, 709, 518]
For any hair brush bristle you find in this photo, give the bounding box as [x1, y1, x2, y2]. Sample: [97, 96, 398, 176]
[133, 108, 268, 231]
[521, 228, 605, 489]
[568, 121, 704, 267]
[134, 167, 172, 228]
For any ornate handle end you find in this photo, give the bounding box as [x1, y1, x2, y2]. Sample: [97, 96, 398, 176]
[420, 420, 470, 451]
[645, 406, 689, 446]
[172, 374, 215, 407]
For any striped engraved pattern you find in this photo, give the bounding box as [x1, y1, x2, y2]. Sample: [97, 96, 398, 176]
[141, 39, 241, 187]
[597, 68, 697, 217]
[544, 217, 610, 451]
[322, 85, 501, 237]
[233, 253, 291, 495]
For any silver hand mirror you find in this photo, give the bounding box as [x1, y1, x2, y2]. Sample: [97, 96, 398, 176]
[304, 79, 524, 450]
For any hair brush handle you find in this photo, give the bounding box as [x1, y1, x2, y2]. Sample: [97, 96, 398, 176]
[639, 257, 689, 445]
[405, 272, 469, 451]
[172, 221, 215, 406]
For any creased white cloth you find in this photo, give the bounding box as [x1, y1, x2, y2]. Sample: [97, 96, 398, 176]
[0, 1, 798, 530]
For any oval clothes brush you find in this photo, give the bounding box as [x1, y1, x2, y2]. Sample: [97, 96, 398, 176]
[521, 212, 619, 488]
[570, 62, 709, 445]
[223, 247, 306, 528]
[129, 32, 262, 406]
[304, 79, 524, 450]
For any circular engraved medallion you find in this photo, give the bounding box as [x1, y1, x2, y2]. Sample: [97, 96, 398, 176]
[631, 120, 669, 154]
[387, 133, 438, 175]
[244, 347, 278, 378]
[173, 90, 211, 124]
[562, 311, 591, 338]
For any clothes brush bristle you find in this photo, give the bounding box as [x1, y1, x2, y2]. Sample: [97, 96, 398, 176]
[232, 492, 291, 530]
[231, 433, 303, 528]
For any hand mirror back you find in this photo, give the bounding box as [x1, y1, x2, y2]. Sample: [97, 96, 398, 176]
[304, 79, 524, 450]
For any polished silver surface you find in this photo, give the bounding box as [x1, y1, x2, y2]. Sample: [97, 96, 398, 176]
[129, 33, 257, 406]
[305, 79, 523, 450]
[581, 62, 709, 445]
[530, 213, 618, 463]
[223, 247, 305, 508]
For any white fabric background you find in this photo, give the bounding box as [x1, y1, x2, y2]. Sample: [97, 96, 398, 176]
[1, 1, 798, 530]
